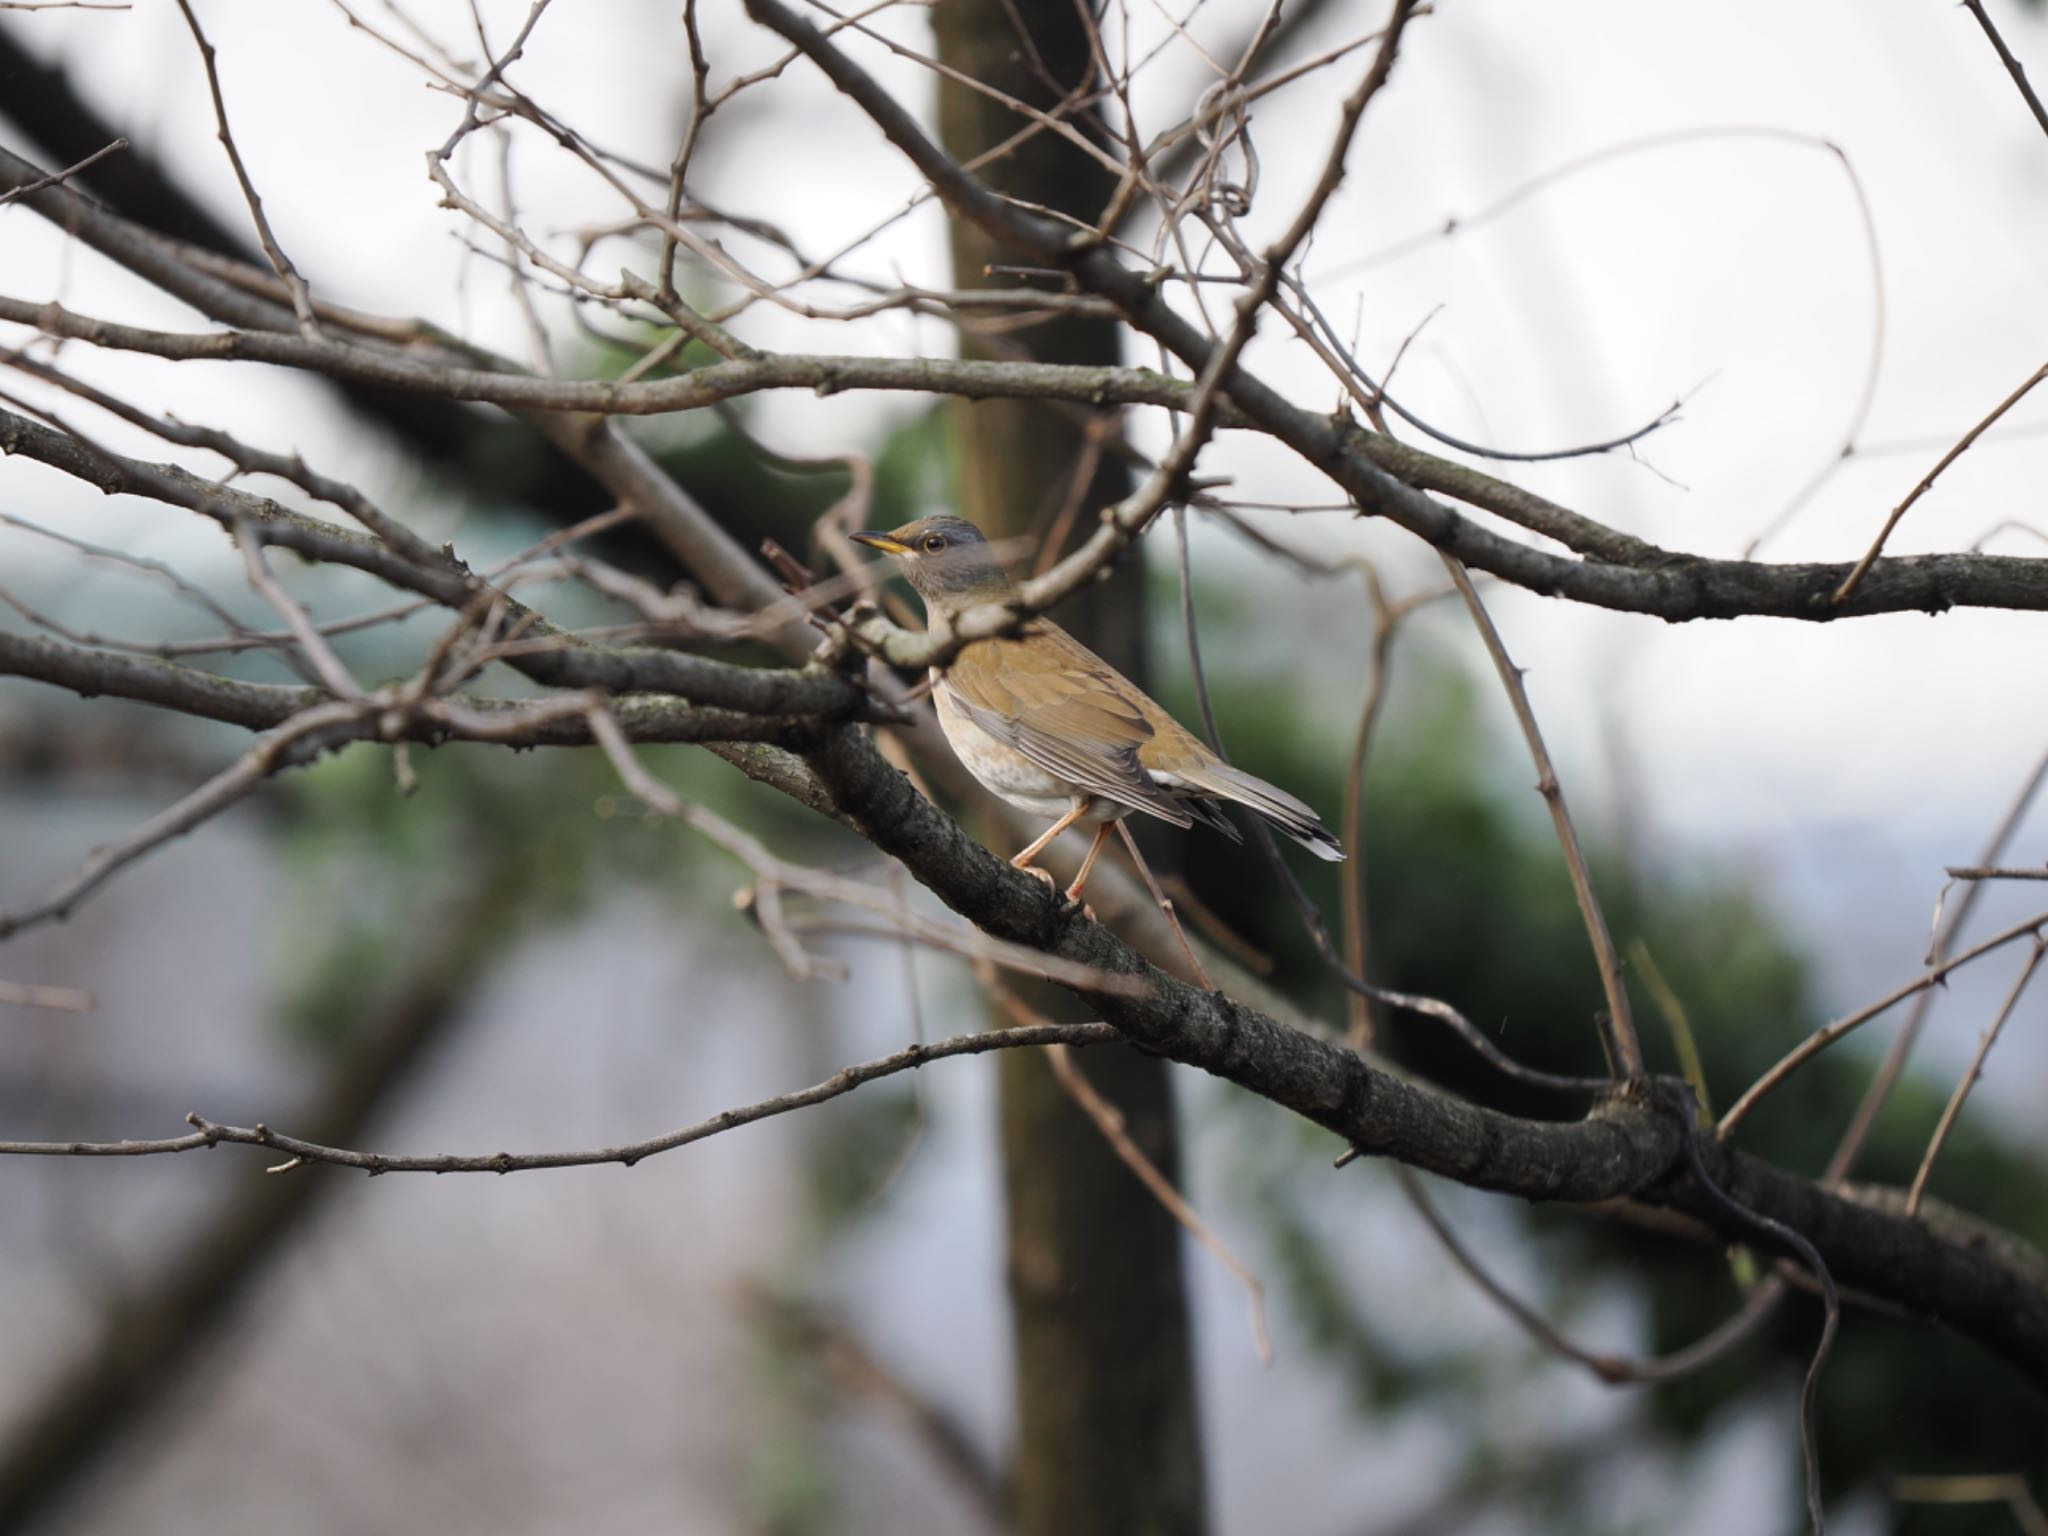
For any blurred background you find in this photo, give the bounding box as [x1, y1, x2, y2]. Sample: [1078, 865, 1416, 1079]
[3, 1, 2047, 1532]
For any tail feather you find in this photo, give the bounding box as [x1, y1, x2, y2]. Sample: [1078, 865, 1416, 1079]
[1259, 807, 1346, 862]
[1182, 796, 1245, 843]
[1162, 762, 1346, 862]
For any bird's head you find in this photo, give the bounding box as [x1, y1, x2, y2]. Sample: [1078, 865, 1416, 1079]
[850, 515, 1013, 614]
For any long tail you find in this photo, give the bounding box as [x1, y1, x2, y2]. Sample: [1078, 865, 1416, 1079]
[1178, 761, 1345, 862]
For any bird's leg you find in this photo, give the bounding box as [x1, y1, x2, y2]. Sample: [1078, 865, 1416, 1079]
[1063, 821, 1115, 909]
[1010, 803, 1090, 887]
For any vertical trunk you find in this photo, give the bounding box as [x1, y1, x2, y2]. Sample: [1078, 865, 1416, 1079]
[931, 8, 1209, 1535]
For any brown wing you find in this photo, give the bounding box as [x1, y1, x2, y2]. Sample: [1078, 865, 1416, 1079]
[944, 625, 1197, 826]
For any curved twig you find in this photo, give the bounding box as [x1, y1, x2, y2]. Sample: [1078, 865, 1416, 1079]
[0, 1025, 1116, 1172]
[1441, 554, 1642, 1078]
[1722, 906, 2048, 1139]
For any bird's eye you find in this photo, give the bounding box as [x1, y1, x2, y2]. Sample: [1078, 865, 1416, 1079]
[921, 533, 947, 554]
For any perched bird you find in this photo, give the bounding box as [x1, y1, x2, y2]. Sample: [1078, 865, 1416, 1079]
[851, 515, 1344, 905]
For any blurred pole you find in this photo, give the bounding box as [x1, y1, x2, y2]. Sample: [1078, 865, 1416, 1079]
[932, 8, 1210, 1535]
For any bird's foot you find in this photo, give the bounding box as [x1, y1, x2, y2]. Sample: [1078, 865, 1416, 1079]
[1015, 863, 1057, 895]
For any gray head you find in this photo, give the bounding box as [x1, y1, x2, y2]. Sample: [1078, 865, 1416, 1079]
[850, 515, 1013, 615]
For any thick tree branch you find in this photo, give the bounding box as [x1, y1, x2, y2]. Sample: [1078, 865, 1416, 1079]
[0, 627, 808, 745]
[795, 721, 2048, 1388]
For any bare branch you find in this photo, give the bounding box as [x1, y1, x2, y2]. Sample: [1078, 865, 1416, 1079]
[718, 14, 2048, 628]
[1906, 937, 2047, 1215]
[1962, 0, 2048, 142]
[1397, 1167, 1783, 1386]
[1441, 555, 1641, 1078]
[1833, 360, 2048, 606]
[171, 0, 320, 335]
[0, 700, 365, 942]
[0, 1025, 1116, 1171]
[791, 719, 2048, 1385]
[0, 137, 125, 210]
[1826, 740, 2048, 1186]
[231, 520, 364, 700]
[1946, 864, 2048, 882]
[1721, 906, 2048, 1139]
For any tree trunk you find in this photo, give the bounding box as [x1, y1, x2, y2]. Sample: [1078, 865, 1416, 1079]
[931, 7, 1209, 1535]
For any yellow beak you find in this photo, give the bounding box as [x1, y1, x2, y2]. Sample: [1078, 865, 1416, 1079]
[850, 530, 912, 555]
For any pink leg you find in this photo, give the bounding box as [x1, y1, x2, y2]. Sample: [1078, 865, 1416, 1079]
[1064, 821, 1115, 904]
[1012, 803, 1089, 871]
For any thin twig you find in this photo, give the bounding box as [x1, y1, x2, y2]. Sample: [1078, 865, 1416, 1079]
[1275, 270, 1689, 466]
[0, 138, 127, 211]
[744, 1284, 1011, 1525]
[1832, 361, 2048, 606]
[1110, 821, 1215, 991]
[583, 706, 1148, 996]
[0, 1025, 1116, 1171]
[656, 0, 715, 301]
[1441, 554, 1642, 1078]
[1825, 740, 2048, 1184]
[0, 701, 367, 941]
[1339, 562, 1425, 1049]
[1155, 872, 1273, 975]
[4, 349, 441, 564]
[1962, 0, 2048, 141]
[0, 508, 257, 648]
[1396, 1167, 1781, 1385]
[233, 519, 364, 699]
[862, 865, 930, 1206]
[1724, 905, 2048, 1139]
[1906, 937, 2046, 1215]
[172, 0, 320, 335]
[1945, 863, 2048, 882]
[1629, 938, 1712, 1123]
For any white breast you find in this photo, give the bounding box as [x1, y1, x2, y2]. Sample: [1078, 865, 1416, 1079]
[933, 677, 1080, 819]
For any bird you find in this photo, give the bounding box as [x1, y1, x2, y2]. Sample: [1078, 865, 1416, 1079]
[850, 515, 1344, 906]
